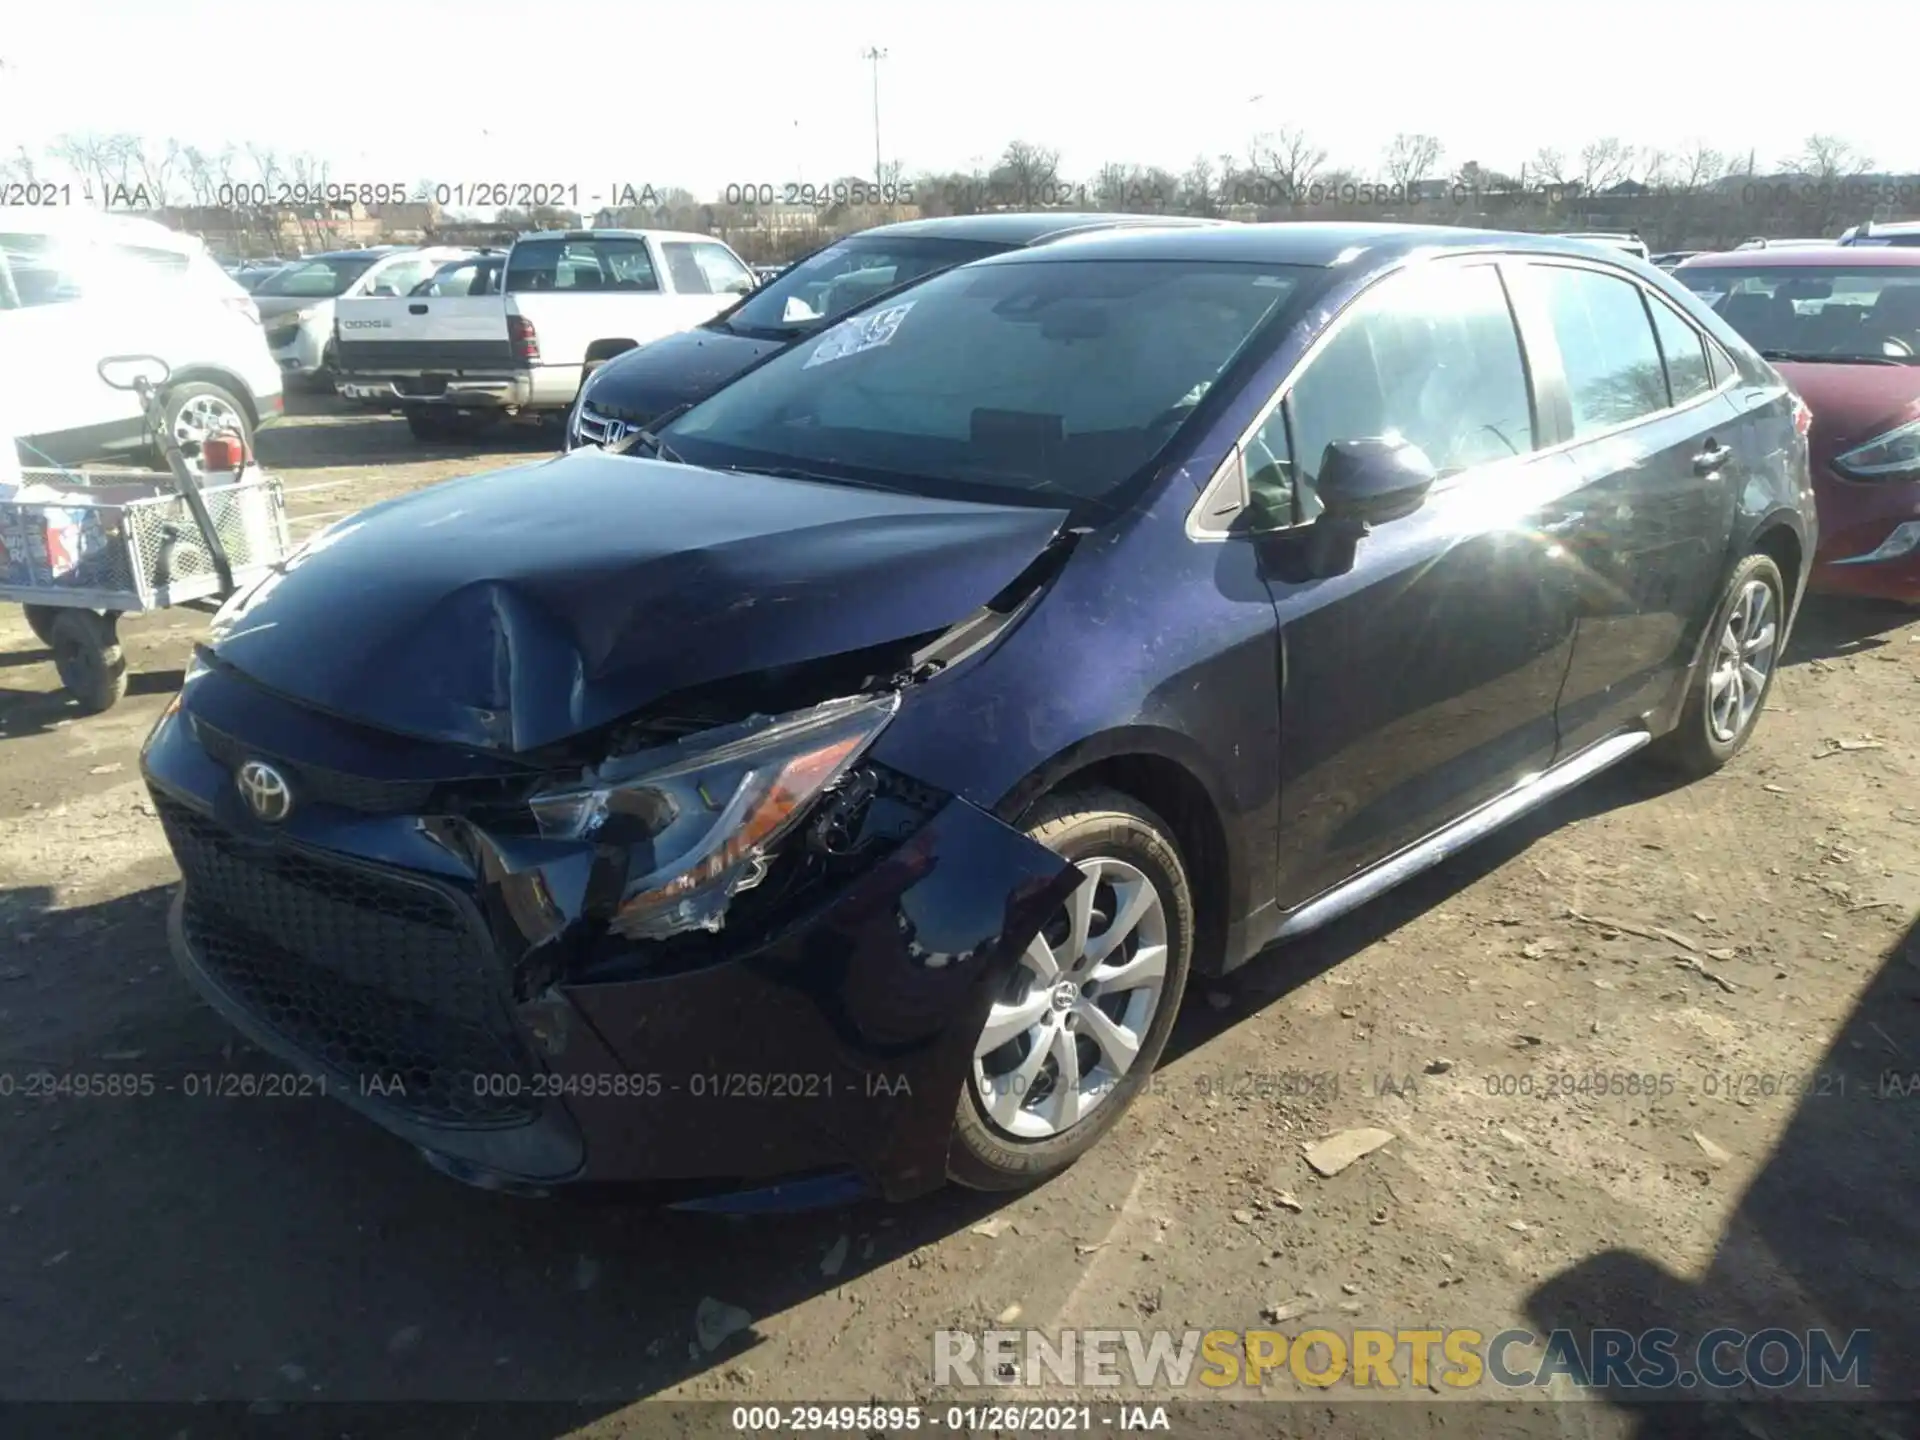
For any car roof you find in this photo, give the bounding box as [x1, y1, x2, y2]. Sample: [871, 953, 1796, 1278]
[844, 212, 1226, 246]
[956, 221, 1662, 268]
[521, 229, 716, 244]
[1678, 245, 1920, 269]
[0, 206, 203, 250]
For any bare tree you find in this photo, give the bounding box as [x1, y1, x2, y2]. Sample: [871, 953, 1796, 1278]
[134, 137, 183, 207]
[0, 145, 40, 188]
[1576, 137, 1635, 193]
[1527, 147, 1568, 186]
[992, 141, 1062, 205]
[1248, 126, 1327, 203]
[1789, 134, 1874, 183]
[1177, 155, 1217, 216]
[1383, 133, 1444, 189]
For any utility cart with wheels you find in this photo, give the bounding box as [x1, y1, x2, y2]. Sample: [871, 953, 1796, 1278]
[1, 356, 291, 714]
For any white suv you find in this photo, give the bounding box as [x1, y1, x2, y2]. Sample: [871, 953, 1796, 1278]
[0, 208, 284, 467]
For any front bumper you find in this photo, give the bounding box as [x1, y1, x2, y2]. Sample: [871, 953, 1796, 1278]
[1811, 479, 1920, 601]
[142, 696, 1077, 1201]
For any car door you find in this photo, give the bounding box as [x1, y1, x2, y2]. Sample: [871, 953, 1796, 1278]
[1505, 260, 1742, 753]
[1236, 257, 1593, 907]
[0, 231, 144, 461]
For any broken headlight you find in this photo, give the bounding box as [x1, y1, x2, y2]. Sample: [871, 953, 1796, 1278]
[530, 692, 900, 939]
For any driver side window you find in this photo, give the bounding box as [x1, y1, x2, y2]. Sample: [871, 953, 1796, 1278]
[1285, 262, 1534, 521]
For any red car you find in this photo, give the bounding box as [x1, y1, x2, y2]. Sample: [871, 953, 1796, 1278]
[1674, 246, 1920, 601]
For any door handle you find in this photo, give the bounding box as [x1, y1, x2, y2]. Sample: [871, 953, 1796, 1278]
[409, 303, 429, 315]
[1693, 441, 1732, 474]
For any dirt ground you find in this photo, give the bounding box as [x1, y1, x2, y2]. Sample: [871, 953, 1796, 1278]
[2, 393, 1917, 1438]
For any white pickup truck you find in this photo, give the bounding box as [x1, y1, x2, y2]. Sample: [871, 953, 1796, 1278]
[331, 229, 756, 440]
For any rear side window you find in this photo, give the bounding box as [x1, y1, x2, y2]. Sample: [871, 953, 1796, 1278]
[0, 233, 86, 306]
[507, 238, 659, 293]
[657, 240, 753, 296]
[1535, 265, 1670, 436]
[1286, 262, 1534, 519]
[1646, 295, 1713, 404]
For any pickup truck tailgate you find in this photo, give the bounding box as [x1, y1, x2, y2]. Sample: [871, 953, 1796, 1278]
[334, 296, 512, 371]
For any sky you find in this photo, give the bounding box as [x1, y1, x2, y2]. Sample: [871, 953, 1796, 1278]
[1, 0, 1914, 203]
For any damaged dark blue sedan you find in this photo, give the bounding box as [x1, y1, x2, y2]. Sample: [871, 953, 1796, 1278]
[142, 224, 1814, 1204]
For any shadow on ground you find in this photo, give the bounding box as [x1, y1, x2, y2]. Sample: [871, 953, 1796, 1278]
[1517, 911, 1920, 1437]
[1781, 594, 1917, 668]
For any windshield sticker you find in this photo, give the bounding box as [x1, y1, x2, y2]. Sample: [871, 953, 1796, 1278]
[803, 301, 916, 369]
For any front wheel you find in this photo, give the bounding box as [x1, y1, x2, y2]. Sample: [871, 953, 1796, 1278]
[1647, 553, 1787, 779]
[949, 788, 1194, 1191]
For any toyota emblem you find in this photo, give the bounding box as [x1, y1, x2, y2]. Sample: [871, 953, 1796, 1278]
[236, 759, 293, 823]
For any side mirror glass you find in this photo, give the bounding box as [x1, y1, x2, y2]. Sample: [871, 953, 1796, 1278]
[1316, 436, 1437, 527]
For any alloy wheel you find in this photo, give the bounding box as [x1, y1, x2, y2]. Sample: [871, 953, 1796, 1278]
[173, 394, 243, 452]
[972, 856, 1170, 1140]
[1707, 577, 1778, 744]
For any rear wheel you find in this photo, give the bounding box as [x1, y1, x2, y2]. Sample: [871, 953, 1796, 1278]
[949, 788, 1194, 1191]
[48, 609, 127, 714]
[155, 381, 252, 469]
[1648, 553, 1786, 779]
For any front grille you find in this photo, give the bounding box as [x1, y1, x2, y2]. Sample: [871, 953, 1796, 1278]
[192, 718, 436, 815]
[573, 401, 635, 449]
[157, 796, 538, 1125]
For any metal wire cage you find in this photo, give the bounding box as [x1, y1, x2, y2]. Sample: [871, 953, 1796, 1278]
[0, 467, 290, 612]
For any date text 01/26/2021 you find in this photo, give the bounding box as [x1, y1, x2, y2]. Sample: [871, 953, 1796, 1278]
[729, 1405, 1170, 1432]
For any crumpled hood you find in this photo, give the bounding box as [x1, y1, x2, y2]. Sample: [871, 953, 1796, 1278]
[208, 450, 1068, 752]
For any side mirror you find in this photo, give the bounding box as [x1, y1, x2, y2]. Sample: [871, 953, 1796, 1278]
[1286, 437, 1436, 581]
[1316, 436, 1437, 526]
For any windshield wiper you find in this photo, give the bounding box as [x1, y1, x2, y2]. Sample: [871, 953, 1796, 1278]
[604, 403, 693, 462]
[1761, 349, 1908, 367]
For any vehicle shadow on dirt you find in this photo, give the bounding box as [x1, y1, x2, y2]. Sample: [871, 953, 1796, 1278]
[1516, 912, 1920, 1439]
[1172, 755, 1687, 1047]
[1781, 594, 1916, 667]
[0, 670, 184, 741]
[259, 399, 562, 472]
[0, 876, 1011, 1413]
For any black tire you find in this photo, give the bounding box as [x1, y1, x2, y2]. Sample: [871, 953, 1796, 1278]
[22, 605, 59, 646]
[948, 787, 1194, 1191]
[1647, 553, 1787, 780]
[156, 381, 253, 467]
[48, 609, 127, 715]
[307, 341, 340, 392]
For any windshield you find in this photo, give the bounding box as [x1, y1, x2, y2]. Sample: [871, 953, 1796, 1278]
[662, 258, 1309, 516]
[721, 235, 1008, 335]
[1674, 266, 1920, 362]
[254, 256, 377, 298]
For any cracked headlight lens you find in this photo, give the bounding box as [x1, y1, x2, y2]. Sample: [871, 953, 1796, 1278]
[530, 692, 900, 939]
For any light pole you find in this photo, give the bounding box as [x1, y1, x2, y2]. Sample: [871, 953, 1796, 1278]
[861, 46, 887, 189]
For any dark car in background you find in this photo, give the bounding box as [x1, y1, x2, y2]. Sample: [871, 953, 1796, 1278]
[563, 212, 1226, 450]
[1675, 246, 1920, 600]
[143, 224, 1812, 1207]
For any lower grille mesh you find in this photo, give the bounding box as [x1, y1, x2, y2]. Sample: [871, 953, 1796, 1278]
[158, 796, 538, 1125]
